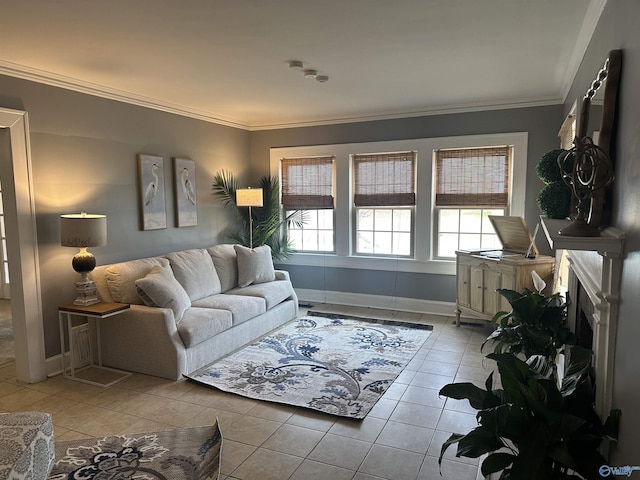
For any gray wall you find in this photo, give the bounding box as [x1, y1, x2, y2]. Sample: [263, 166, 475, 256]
[0, 74, 251, 357]
[251, 105, 563, 301]
[565, 0, 640, 464]
[3, 5, 638, 461]
[284, 265, 454, 302]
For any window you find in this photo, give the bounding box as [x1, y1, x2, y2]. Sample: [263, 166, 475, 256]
[271, 133, 527, 274]
[281, 156, 335, 252]
[434, 146, 512, 258]
[353, 151, 416, 256]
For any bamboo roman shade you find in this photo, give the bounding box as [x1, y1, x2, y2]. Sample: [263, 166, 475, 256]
[435, 147, 511, 207]
[281, 156, 334, 209]
[353, 152, 416, 207]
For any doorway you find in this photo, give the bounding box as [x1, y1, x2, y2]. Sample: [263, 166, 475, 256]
[0, 108, 46, 383]
[0, 177, 14, 366]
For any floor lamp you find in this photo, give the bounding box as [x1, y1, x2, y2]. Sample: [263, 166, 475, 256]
[236, 188, 263, 248]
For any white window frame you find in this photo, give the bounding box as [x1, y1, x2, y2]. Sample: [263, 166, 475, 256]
[354, 206, 415, 257]
[352, 151, 416, 258]
[280, 156, 336, 253]
[270, 132, 527, 275]
[433, 145, 514, 259]
[434, 207, 506, 259]
[286, 208, 336, 253]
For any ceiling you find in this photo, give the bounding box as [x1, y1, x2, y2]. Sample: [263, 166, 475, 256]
[0, 0, 604, 130]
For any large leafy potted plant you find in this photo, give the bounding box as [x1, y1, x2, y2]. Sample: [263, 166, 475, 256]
[212, 170, 302, 260]
[439, 347, 620, 480]
[482, 288, 576, 364]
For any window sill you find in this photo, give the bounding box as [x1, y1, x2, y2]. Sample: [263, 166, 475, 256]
[274, 252, 456, 275]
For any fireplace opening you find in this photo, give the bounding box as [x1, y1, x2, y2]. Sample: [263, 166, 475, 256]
[574, 282, 594, 350]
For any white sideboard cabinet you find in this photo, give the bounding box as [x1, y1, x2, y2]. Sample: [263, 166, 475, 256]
[455, 216, 555, 326]
[455, 251, 555, 325]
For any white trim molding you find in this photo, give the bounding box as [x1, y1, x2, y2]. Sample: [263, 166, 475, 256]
[0, 107, 46, 383]
[296, 288, 458, 319]
[566, 247, 623, 418]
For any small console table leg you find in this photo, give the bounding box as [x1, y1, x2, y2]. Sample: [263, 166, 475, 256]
[58, 302, 132, 387]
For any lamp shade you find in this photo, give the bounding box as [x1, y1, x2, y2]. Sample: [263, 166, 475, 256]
[236, 188, 263, 207]
[60, 213, 107, 247]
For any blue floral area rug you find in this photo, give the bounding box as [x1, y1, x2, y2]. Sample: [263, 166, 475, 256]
[48, 422, 221, 480]
[186, 314, 432, 419]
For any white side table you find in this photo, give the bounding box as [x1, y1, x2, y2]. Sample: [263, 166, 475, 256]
[58, 302, 132, 387]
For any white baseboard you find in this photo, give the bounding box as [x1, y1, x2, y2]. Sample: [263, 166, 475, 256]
[45, 353, 64, 378]
[296, 288, 458, 317]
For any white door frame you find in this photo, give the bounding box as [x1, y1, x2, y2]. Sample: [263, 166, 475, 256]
[0, 107, 46, 383]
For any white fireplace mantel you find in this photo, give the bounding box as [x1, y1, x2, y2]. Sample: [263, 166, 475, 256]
[540, 216, 625, 417]
[540, 217, 625, 257]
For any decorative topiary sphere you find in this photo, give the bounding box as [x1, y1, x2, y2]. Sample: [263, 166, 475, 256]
[537, 181, 572, 219]
[536, 149, 566, 184]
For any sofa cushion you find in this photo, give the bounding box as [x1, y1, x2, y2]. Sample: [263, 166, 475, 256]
[105, 257, 170, 304]
[192, 294, 266, 325]
[135, 265, 192, 322]
[234, 245, 276, 287]
[177, 307, 233, 348]
[166, 249, 222, 301]
[208, 244, 238, 292]
[228, 279, 294, 309]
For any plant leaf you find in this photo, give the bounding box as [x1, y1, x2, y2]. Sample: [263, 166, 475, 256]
[481, 452, 516, 476]
[438, 433, 465, 469]
[456, 426, 504, 458]
[439, 382, 487, 410]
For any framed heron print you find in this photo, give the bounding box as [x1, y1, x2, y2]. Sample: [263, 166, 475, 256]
[137, 153, 167, 230]
[173, 157, 197, 227]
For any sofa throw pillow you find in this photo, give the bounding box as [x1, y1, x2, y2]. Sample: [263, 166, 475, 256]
[234, 244, 276, 287]
[166, 249, 222, 301]
[105, 257, 170, 305]
[208, 244, 238, 292]
[135, 265, 191, 322]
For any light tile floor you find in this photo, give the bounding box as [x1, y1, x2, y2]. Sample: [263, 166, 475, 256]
[0, 303, 496, 480]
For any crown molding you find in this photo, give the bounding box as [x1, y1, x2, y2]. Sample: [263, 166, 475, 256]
[0, 60, 251, 130]
[249, 98, 563, 131]
[560, 0, 608, 103]
[0, 59, 563, 132]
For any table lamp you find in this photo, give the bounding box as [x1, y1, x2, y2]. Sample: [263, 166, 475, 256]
[235, 188, 263, 248]
[60, 212, 107, 305]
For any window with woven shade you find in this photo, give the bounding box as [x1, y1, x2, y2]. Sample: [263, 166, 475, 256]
[281, 156, 334, 209]
[435, 147, 510, 208]
[353, 151, 416, 256]
[434, 146, 512, 258]
[281, 156, 335, 252]
[353, 152, 416, 207]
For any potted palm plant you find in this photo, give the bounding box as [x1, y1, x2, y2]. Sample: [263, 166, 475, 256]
[212, 170, 303, 260]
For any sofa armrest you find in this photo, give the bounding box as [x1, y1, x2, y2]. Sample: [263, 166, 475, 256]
[274, 269, 291, 281]
[99, 304, 187, 380]
[274, 270, 298, 314]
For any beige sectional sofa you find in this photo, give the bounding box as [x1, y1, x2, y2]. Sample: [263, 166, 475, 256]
[91, 244, 298, 380]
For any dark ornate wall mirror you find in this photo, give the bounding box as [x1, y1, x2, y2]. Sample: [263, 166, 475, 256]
[558, 49, 622, 235]
[579, 49, 622, 164]
[587, 49, 622, 229]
